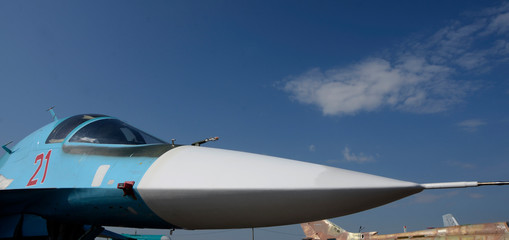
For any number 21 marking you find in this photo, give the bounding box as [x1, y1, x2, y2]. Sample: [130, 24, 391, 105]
[26, 150, 52, 187]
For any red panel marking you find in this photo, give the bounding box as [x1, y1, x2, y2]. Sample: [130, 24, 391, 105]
[26, 150, 52, 187]
[26, 153, 44, 187]
[41, 150, 51, 183]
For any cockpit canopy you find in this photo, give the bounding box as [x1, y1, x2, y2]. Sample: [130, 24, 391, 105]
[46, 114, 166, 145]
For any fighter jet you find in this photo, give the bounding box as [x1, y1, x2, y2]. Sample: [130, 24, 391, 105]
[301, 219, 509, 240]
[0, 112, 507, 239]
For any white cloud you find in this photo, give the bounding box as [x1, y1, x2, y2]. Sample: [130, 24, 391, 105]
[494, 40, 509, 55]
[412, 191, 483, 204]
[468, 193, 484, 199]
[342, 147, 374, 163]
[284, 57, 464, 116]
[412, 191, 459, 204]
[445, 160, 476, 169]
[283, 3, 509, 116]
[412, 193, 443, 204]
[308, 144, 316, 152]
[457, 119, 486, 132]
[455, 50, 489, 70]
[485, 12, 509, 35]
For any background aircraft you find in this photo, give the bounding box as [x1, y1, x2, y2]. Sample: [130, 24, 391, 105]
[1, 113, 508, 239]
[442, 214, 459, 227]
[301, 219, 509, 240]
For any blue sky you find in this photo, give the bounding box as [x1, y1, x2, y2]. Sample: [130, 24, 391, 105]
[1, 1, 509, 239]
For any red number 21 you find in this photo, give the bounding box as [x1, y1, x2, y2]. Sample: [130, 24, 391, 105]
[26, 150, 52, 187]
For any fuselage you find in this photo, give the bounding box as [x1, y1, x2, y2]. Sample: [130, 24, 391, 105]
[368, 222, 509, 240]
[302, 220, 509, 240]
[0, 114, 425, 231]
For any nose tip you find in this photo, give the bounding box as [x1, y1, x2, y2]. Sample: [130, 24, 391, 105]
[138, 146, 422, 229]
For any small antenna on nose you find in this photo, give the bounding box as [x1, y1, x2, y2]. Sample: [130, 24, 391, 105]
[47, 106, 58, 121]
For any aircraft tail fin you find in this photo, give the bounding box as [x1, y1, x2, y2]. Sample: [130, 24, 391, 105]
[301, 219, 350, 240]
[442, 214, 459, 227]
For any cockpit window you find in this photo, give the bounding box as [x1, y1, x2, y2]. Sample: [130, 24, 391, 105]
[69, 119, 165, 145]
[46, 114, 107, 144]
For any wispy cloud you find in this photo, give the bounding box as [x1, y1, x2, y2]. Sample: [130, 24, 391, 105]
[445, 160, 476, 169]
[325, 146, 376, 164]
[412, 191, 484, 204]
[308, 144, 316, 152]
[342, 146, 375, 163]
[457, 119, 486, 132]
[283, 2, 509, 116]
[413, 191, 459, 204]
[468, 193, 484, 199]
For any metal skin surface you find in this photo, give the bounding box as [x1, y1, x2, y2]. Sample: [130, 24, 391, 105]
[301, 219, 509, 240]
[138, 146, 422, 229]
[0, 113, 507, 238]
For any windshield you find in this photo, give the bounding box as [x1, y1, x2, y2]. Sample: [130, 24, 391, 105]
[69, 119, 166, 145]
[46, 114, 106, 143]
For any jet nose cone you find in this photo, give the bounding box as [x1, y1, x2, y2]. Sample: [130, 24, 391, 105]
[138, 146, 422, 229]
